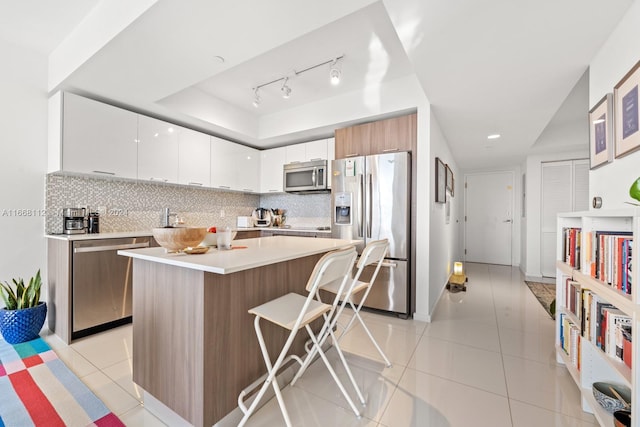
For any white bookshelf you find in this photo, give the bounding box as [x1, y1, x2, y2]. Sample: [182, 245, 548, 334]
[556, 209, 639, 426]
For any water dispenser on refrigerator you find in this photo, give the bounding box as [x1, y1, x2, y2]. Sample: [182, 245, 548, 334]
[334, 192, 352, 225]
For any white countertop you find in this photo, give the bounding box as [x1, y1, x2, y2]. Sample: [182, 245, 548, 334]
[45, 226, 331, 241]
[45, 231, 153, 241]
[118, 236, 353, 274]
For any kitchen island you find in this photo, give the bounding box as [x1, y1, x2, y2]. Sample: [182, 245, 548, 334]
[118, 236, 354, 427]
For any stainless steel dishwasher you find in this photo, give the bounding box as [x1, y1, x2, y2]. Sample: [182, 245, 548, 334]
[72, 237, 151, 339]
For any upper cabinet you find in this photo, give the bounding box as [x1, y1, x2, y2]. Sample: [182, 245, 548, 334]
[260, 147, 286, 193]
[211, 137, 260, 193]
[53, 92, 138, 179]
[285, 139, 328, 164]
[178, 128, 210, 187]
[334, 113, 417, 159]
[137, 116, 179, 184]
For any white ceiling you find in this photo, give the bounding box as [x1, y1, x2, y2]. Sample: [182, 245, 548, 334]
[4, 0, 635, 169]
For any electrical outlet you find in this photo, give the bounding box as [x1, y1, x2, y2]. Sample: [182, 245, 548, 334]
[220, 209, 225, 218]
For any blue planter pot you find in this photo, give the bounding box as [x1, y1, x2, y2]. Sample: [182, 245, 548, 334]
[0, 302, 47, 344]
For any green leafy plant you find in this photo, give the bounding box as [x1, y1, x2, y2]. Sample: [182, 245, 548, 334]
[630, 177, 640, 203]
[0, 270, 42, 310]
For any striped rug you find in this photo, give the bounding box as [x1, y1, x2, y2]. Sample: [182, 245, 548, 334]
[0, 337, 125, 427]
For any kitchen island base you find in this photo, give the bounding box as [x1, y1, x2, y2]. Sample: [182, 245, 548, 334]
[131, 251, 327, 426]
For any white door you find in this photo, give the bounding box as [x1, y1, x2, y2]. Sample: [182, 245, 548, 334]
[540, 159, 589, 277]
[465, 171, 514, 265]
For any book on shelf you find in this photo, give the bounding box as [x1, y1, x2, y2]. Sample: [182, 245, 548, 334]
[584, 231, 633, 293]
[559, 313, 581, 371]
[562, 227, 582, 268]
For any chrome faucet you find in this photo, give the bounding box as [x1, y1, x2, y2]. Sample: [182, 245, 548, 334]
[162, 208, 177, 227]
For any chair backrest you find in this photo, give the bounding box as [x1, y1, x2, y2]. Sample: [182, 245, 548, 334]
[356, 239, 389, 269]
[305, 246, 357, 294]
[351, 239, 389, 290]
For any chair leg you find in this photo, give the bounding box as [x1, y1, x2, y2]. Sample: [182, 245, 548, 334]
[238, 317, 293, 427]
[353, 308, 392, 367]
[326, 326, 367, 405]
[304, 324, 362, 418]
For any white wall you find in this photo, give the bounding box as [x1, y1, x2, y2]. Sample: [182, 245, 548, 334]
[0, 39, 48, 297]
[589, 0, 640, 208]
[424, 111, 461, 318]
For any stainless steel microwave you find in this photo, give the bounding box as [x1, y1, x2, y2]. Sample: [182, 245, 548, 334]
[283, 159, 329, 193]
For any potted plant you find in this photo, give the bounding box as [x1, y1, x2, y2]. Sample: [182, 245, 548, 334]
[0, 269, 47, 344]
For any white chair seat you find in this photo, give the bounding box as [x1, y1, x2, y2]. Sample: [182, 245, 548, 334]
[249, 293, 331, 330]
[322, 278, 369, 298]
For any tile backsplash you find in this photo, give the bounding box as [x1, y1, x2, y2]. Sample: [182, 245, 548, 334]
[45, 174, 331, 234]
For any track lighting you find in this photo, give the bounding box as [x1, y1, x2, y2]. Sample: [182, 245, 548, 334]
[281, 78, 291, 99]
[330, 59, 341, 85]
[250, 54, 344, 106]
[252, 88, 261, 108]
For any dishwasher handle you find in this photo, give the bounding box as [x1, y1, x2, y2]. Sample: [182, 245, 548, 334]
[74, 242, 150, 253]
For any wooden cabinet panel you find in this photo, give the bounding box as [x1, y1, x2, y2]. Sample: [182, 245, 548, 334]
[335, 113, 416, 159]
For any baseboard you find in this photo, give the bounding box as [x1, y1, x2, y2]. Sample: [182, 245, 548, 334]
[525, 275, 555, 284]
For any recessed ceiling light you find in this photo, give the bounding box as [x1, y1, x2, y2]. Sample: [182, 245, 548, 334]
[487, 134, 501, 140]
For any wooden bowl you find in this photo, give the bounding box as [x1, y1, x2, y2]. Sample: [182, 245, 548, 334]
[152, 227, 207, 252]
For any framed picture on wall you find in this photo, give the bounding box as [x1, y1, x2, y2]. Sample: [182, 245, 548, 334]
[614, 60, 640, 158]
[435, 157, 446, 203]
[588, 93, 613, 169]
[446, 164, 454, 196]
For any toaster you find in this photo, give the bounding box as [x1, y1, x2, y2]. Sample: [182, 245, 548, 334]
[236, 216, 253, 228]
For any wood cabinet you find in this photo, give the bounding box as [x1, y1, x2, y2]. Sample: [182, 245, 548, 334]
[260, 146, 286, 193]
[178, 128, 210, 187]
[54, 92, 138, 179]
[334, 113, 416, 158]
[137, 116, 179, 183]
[555, 210, 639, 427]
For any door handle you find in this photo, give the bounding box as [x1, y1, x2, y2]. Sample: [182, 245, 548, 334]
[503, 219, 513, 223]
[367, 173, 372, 238]
[358, 174, 364, 237]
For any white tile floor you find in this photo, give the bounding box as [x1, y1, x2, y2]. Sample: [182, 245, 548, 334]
[41, 263, 598, 426]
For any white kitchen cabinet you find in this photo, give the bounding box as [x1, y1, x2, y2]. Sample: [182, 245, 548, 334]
[210, 136, 237, 190]
[327, 137, 335, 189]
[235, 145, 260, 193]
[260, 147, 286, 193]
[285, 143, 306, 164]
[211, 136, 260, 192]
[284, 139, 329, 164]
[137, 116, 179, 183]
[55, 92, 138, 179]
[305, 139, 328, 162]
[178, 128, 210, 187]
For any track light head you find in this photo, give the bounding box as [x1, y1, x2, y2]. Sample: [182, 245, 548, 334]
[329, 58, 342, 85]
[252, 88, 261, 107]
[281, 77, 291, 99]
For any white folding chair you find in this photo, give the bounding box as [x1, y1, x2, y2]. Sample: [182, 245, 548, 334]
[313, 239, 392, 368]
[237, 246, 364, 427]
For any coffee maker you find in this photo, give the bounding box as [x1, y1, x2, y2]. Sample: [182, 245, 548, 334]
[63, 207, 86, 234]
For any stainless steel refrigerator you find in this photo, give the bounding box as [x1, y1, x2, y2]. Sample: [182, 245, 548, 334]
[331, 151, 411, 316]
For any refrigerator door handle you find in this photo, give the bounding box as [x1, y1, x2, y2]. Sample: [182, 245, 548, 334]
[381, 261, 397, 268]
[367, 173, 373, 238]
[357, 174, 364, 237]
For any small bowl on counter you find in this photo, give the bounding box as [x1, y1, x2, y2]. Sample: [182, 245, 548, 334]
[591, 382, 631, 414]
